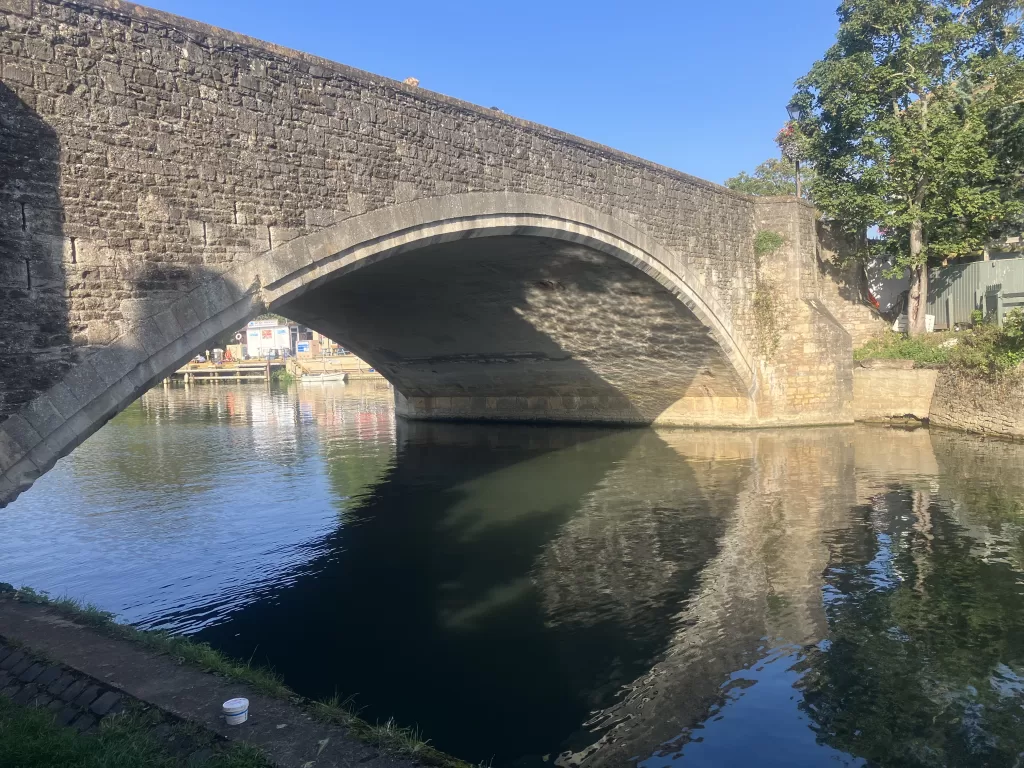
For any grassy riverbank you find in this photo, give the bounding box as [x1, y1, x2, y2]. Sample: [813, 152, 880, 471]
[855, 311, 1024, 375]
[1, 586, 481, 768]
[0, 696, 269, 768]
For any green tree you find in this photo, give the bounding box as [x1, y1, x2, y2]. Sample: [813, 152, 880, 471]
[792, 0, 1024, 336]
[985, 48, 1024, 241]
[725, 157, 814, 198]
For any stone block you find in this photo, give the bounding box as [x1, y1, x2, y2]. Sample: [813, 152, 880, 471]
[170, 296, 201, 335]
[45, 382, 85, 421]
[8, 657, 31, 676]
[34, 666, 63, 688]
[62, 360, 107, 405]
[187, 279, 237, 325]
[70, 713, 97, 733]
[59, 679, 88, 703]
[47, 672, 76, 696]
[72, 684, 101, 709]
[0, 0, 33, 16]
[0, 651, 26, 671]
[0, 426, 30, 475]
[136, 316, 171, 356]
[261, 237, 313, 287]
[89, 691, 121, 716]
[18, 662, 45, 682]
[11, 684, 40, 706]
[0, 682, 21, 699]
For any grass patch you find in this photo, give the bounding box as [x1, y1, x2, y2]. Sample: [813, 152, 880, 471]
[0, 697, 270, 768]
[8, 586, 289, 698]
[270, 369, 294, 384]
[0, 585, 480, 767]
[853, 329, 956, 365]
[855, 311, 1024, 377]
[312, 695, 486, 768]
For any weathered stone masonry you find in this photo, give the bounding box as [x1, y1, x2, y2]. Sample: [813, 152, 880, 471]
[0, 0, 854, 506]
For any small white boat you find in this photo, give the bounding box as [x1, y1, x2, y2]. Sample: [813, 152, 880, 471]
[300, 372, 348, 383]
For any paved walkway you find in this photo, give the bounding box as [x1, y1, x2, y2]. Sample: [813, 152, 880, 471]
[0, 597, 419, 767]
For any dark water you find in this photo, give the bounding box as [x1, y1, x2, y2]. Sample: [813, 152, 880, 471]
[5, 383, 1024, 767]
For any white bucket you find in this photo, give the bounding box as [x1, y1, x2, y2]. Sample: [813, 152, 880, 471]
[223, 698, 249, 726]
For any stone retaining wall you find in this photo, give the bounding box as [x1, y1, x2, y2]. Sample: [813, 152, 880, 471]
[929, 371, 1024, 440]
[853, 365, 1024, 440]
[852, 366, 937, 421]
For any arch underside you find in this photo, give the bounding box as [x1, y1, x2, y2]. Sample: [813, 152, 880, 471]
[0, 193, 757, 508]
[281, 234, 752, 425]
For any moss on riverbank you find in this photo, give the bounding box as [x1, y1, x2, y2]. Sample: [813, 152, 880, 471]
[0, 585, 483, 768]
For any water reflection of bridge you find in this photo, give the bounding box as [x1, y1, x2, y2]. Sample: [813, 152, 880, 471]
[185, 403, 998, 767]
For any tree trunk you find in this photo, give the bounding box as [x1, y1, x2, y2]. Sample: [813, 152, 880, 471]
[907, 218, 928, 337]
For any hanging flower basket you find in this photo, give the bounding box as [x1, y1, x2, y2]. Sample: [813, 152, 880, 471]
[776, 122, 803, 162]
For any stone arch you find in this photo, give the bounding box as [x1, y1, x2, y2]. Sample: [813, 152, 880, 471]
[0, 192, 755, 507]
[256, 192, 756, 388]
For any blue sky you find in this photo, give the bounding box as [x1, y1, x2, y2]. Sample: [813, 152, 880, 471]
[144, 0, 840, 185]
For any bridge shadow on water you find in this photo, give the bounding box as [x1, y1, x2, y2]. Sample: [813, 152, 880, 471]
[191, 420, 740, 767]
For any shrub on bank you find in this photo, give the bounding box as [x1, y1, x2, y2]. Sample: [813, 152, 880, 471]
[855, 309, 1024, 377]
[947, 309, 1024, 375]
[853, 330, 956, 365]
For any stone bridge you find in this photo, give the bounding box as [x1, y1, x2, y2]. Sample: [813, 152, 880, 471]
[0, 0, 854, 506]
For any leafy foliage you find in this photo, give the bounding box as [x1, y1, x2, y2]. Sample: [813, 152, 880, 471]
[949, 308, 1024, 372]
[853, 329, 956, 363]
[792, 0, 1024, 334]
[853, 310, 1024, 374]
[726, 157, 814, 198]
[753, 229, 786, 258]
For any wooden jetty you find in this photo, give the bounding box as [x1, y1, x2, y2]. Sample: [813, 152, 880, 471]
[167, 361, 284, 384]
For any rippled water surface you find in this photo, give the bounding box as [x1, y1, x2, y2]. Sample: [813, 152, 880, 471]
[6, 382, 1024, 767]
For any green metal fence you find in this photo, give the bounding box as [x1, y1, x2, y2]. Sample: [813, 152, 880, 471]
[928, 256, 1024, 328]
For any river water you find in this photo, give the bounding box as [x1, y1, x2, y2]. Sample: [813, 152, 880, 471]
[5, 382, 1024, 767]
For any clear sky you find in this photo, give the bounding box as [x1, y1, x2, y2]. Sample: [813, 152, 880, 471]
[143, 0, 840, 185]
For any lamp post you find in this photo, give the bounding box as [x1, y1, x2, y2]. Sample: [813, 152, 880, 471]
[786, 102, 803, 199]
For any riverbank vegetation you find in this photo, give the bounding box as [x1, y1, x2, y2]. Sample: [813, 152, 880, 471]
[855, 309, 1024, 376]
[0, 586, 482, 768]
[0, 696, 270, 768]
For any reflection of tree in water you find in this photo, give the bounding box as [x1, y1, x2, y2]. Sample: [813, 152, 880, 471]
[800, 487, 1024, 767]
[932, 430, 1024, 570]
